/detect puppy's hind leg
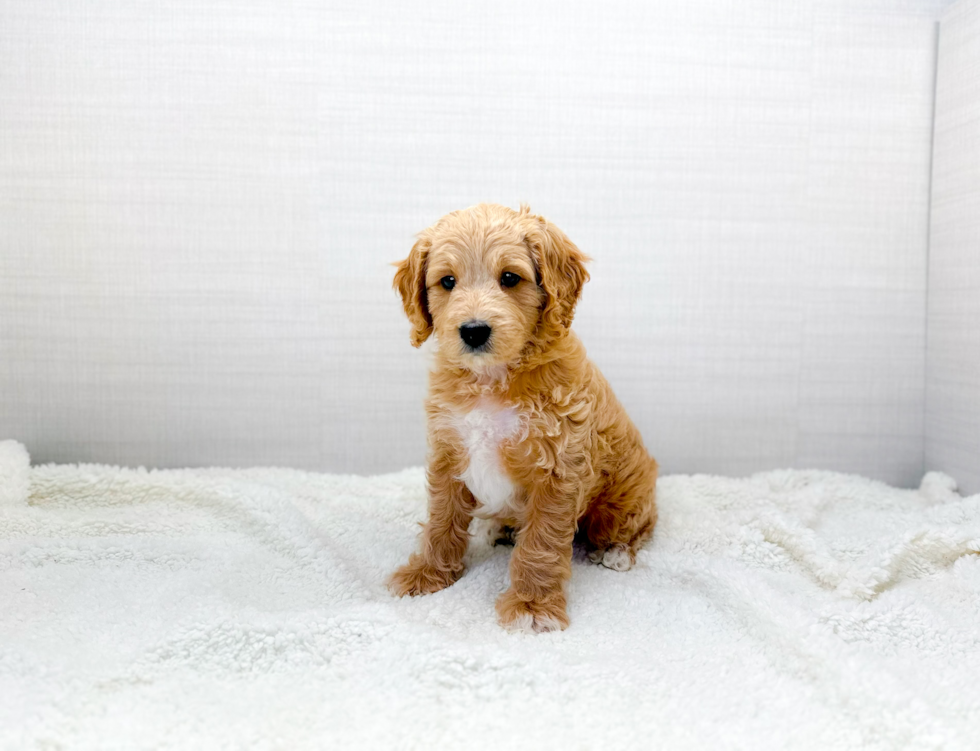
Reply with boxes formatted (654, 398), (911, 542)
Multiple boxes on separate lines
(583, 479), (658, 573)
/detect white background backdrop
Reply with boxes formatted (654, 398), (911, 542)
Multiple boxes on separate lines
(0, 0), (967, 488)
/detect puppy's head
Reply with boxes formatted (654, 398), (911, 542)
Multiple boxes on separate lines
(393, 204), (589, 371)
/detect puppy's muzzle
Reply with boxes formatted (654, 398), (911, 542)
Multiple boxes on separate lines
(459, 321), (492, 350)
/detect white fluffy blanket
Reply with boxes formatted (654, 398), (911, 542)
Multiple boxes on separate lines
(2, 439), (979, 749)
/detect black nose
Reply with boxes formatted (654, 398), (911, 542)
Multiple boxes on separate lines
(459, 321), (492, 349)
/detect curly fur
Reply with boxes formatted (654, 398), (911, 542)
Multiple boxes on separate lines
(389, 203), (658, 632)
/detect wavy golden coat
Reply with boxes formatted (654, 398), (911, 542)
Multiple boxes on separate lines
(389, 204), (658, 632)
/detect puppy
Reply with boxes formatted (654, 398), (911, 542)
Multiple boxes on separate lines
(389, 203), (658, 632)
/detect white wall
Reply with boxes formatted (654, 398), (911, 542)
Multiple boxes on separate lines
(926, 0), (980, 495)
(0, 0), (948, 484)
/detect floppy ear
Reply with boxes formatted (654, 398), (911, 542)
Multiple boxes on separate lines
(392, 237), (432, 347)
(524, 214), (590, 335)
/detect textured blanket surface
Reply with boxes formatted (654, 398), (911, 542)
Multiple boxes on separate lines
(1, 438), (979, 749)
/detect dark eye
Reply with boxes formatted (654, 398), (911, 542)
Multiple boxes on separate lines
(500, 272), (521, 288)
(440, 276), (456, 291)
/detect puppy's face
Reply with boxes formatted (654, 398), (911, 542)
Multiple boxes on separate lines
(394, 204), (589, 372)
(423, 225), (543, 370)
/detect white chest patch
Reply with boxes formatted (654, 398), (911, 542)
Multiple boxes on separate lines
(454, 402), (522, 519)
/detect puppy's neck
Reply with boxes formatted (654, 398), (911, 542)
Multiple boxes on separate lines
(433, 331), (586, 403)
(470, 363), (510, 388)
(432, 350), (511, 396)
(514, 328), (580, 372)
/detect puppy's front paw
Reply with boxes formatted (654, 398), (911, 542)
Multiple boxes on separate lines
(388, 559), (461, 597)
(495, 588), (569, 633)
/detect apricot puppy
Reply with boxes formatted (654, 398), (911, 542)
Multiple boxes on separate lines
(389, 204), (658, 632)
